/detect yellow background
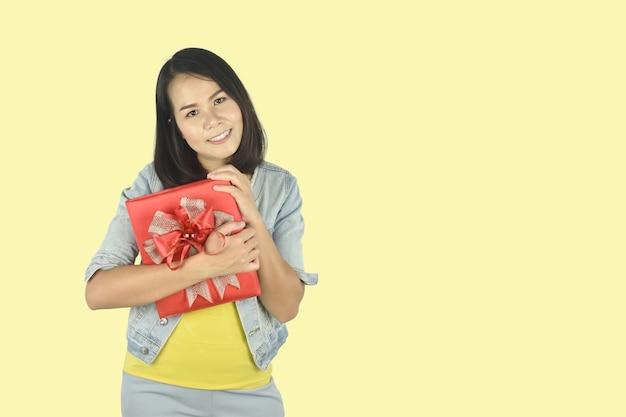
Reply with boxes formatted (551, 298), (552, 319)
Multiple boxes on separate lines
(1, 1), (624, 416)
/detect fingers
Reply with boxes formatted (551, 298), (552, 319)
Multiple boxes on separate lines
(204, 231), (227, 255)
(215, 221), (246, 236)
(221, 234), (259, 274)
(228, 230), (258, 263)
(207, 165), (242, 183)
(200, 218), (260, 275)
(207, 165), (250, 192)
(203, 221), (251, 252)
(207, 164), (238, 176)
(247, 256), (260, 272)
(213, 224), (258, 255)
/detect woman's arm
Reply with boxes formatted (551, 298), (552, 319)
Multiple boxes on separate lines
(246, 216), (305, 322)
(85, 222), (260, 310)
(208, 166), (306, 323)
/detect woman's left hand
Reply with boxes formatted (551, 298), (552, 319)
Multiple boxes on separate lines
(207, 165), (262, 225)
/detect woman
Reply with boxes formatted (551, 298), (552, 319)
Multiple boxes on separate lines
(85, 47), (317, 417)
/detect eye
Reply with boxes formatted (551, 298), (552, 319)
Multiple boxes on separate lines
(214, 97), (226, 105)
(186, 109), (199, 117)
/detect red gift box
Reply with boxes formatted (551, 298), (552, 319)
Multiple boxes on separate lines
(125, 179), (260, 318)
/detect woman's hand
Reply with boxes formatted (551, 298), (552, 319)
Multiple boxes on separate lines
(85, 220), (260, 310)
(200, 220), (260, 276)
(207, 165), (304, 323)
(207, 165), (262, 225)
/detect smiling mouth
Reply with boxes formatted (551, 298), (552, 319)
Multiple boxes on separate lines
(209, 129), (231, 142)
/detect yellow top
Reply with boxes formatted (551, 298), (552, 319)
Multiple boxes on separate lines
(123, 302), (272, 389)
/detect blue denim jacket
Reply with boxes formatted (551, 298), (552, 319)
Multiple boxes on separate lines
(85, 161), (318, 370)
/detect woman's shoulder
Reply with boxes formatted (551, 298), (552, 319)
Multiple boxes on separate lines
(256, 160), (297, 181)
(252, 161), (302, 202)
(137, 162), (162, 187)
(123, 162), (164, 198)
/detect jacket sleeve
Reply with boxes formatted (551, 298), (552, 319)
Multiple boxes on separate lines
(84, 164), (158, 282)
(271, 175), (318, 286)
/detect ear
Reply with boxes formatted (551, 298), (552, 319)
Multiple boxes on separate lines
(167, 118), (172, 124)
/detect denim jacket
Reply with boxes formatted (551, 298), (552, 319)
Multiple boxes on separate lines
(85, 161), (318, 370)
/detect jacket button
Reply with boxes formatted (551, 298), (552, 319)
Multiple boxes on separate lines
(159, 318), (168, 325)
(140, 347), (149, 355)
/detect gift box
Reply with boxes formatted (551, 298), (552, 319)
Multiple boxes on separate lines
(125, 179), (260, 318)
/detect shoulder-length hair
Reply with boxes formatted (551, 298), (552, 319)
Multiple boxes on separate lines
(153, 48), (266, 188)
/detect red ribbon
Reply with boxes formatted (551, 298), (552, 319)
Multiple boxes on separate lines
(144, 197), (217, 270)
(144, 198), (241, 306)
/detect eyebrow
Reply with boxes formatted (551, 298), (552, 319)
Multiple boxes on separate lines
(178, 89), (225, 112)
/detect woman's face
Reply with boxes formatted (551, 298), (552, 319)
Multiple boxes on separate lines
(168, 73), (243, 172)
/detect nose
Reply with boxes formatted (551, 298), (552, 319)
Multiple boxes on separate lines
(203, 108), (220, 130)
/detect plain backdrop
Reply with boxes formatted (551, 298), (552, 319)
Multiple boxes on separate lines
(1, 1), (625, 416)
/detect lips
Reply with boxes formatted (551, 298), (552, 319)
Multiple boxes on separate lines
(208, 129), (231, 143)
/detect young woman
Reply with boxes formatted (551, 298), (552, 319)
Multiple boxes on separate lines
(85, 47), (317, 417)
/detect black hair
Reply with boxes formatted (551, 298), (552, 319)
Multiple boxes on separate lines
(153, 48), (266, 188)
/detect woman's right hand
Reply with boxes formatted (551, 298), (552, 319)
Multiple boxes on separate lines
(200, 221), (260, 277)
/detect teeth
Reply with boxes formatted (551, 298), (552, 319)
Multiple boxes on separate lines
(210, 129), (230, 142)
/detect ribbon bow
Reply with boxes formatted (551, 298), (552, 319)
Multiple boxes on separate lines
(144, 197), (240, 306)
(144, 197), (217, 270)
